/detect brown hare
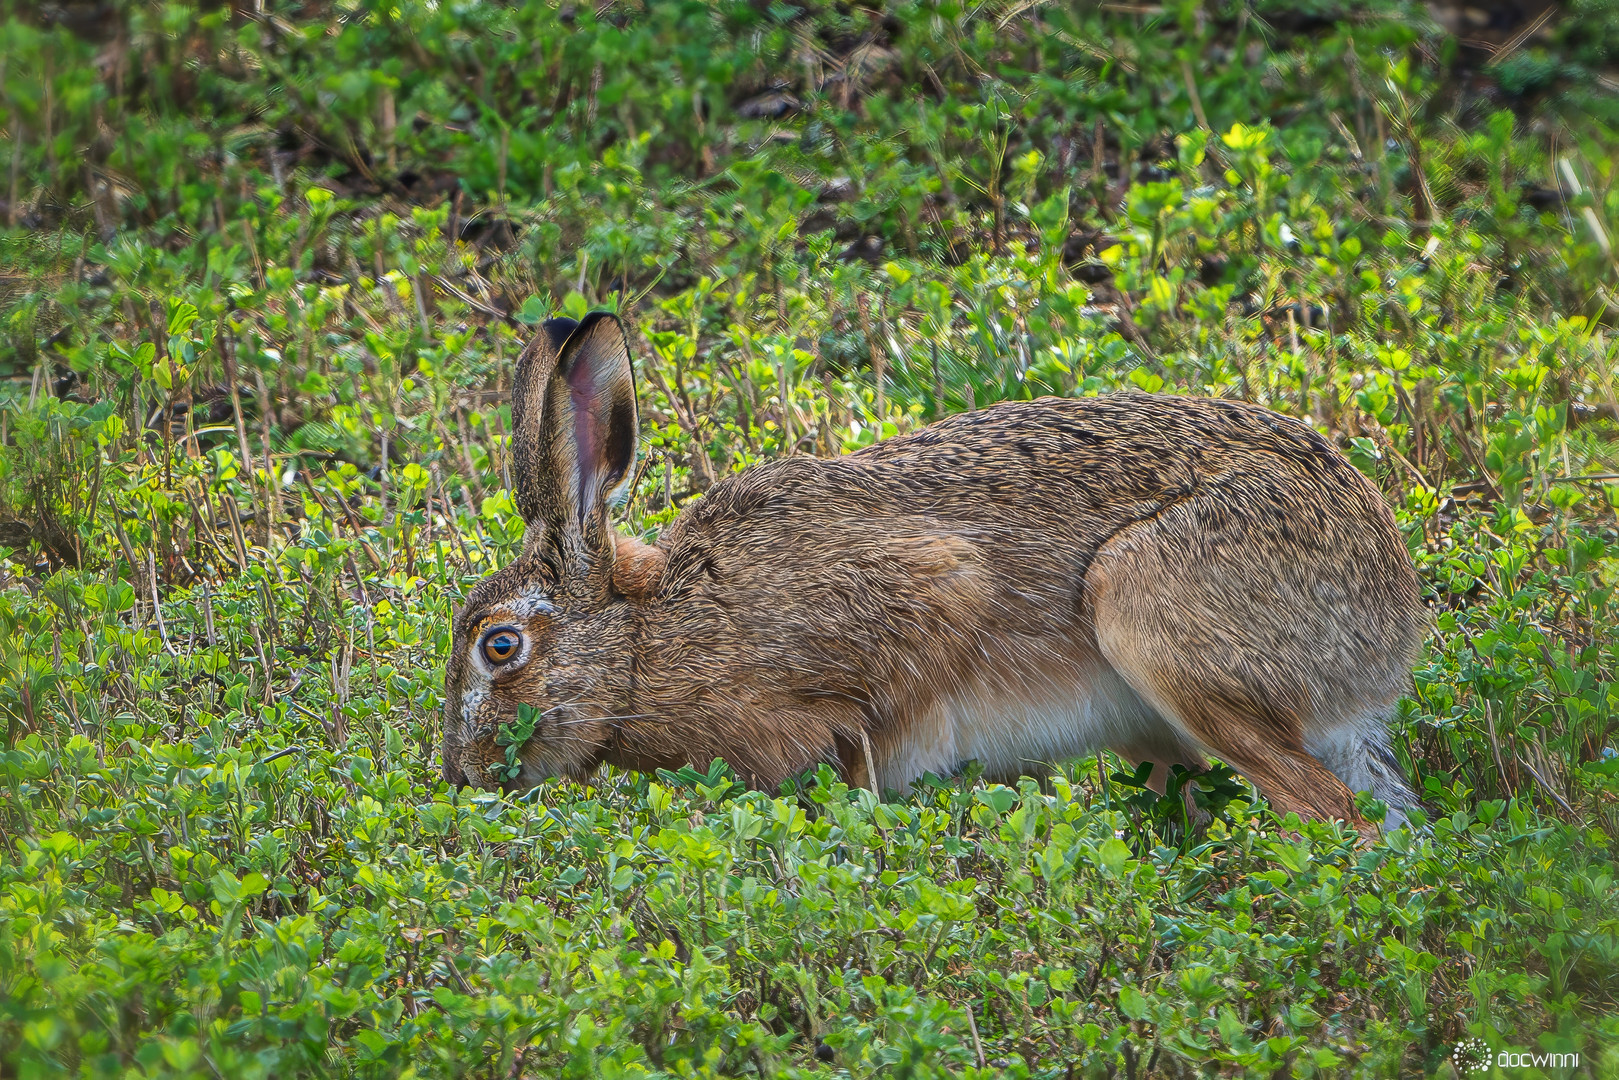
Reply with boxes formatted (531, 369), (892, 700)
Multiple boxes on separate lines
(441, 312), (1426, 826)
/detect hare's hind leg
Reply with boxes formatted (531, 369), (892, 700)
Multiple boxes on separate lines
(1085, 523), (1362, 824)
(1121, 681), (1357, 822)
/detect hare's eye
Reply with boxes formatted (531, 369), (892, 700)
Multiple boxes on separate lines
(480, 628), (523, 666)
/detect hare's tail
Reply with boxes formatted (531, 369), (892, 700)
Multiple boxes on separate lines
(1305, 711), (1419, 830)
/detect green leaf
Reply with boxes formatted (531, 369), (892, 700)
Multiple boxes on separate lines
(1118, 984), (1150, 1021)
(1097, 838), (1131, 876)
(516, 295), (548, 325)
(974, 787), (1017, 814)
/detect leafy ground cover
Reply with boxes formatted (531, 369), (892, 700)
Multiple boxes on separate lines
(1, 0), (1619, 1075)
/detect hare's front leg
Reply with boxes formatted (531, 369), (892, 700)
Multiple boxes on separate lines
(1108, 735), (1206, 795)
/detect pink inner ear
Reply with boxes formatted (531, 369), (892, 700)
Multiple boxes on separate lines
(569, 366), (603, 507)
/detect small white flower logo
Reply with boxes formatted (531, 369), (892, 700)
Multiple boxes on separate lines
(1453, 1038), (1491, 1074)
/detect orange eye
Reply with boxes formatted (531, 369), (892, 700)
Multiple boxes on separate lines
(480, 628), (523, 666)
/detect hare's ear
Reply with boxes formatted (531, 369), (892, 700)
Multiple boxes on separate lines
(510, 311), (638, 552)
(510, 315), (576, 528)
(551, 312), (639, 522)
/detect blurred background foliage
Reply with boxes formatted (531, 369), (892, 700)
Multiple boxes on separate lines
(0, 0), (1618, 1075)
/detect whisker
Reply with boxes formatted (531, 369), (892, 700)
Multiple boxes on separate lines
(551, 712), (659, 726)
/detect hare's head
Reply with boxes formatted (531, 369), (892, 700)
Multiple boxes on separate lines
(442, 312), (648, 792)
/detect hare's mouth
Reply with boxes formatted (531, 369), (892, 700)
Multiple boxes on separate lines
(497, 766), (554, 795)
(473, 739), (552, 791)
(466, 702), (640, 793)
(472, 731), (604, 794)
(461, 754), (554, 794)
(487, 757), (611, 795)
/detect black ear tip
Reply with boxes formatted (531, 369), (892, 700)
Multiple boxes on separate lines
(541, 317), (578, 351)
(577, 310), (625, 334)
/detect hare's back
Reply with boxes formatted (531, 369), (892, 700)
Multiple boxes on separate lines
(679, 394), (1385, 541)
(722, 394), (1378, 530)
(662, 392), (1405, 601)
(854, 392), (1367, 496)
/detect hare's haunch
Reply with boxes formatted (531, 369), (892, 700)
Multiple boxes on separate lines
(442, 313), (1426, 825)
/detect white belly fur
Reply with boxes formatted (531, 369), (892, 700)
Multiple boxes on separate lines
(874, 664), (1171, 791)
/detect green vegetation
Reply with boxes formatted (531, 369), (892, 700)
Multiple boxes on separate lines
(1, 0), (1618, 1075)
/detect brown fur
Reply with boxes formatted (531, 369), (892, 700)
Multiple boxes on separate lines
(441, 314), (1427, 823)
